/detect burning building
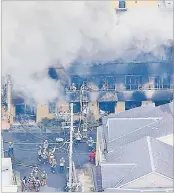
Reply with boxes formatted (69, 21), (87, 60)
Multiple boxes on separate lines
(2, 0), (173, 124)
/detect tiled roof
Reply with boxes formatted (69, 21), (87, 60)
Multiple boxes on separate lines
(101, 137), (173, 189)
(99, 102), (173, 152)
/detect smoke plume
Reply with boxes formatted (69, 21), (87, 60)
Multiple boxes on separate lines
(2, 1), (173, 103)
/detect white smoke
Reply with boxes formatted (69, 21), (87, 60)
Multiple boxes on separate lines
(2, 1), (173, 103)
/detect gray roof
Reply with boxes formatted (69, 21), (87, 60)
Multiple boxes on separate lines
(101, 163), (136, 189)
(105, 188), (174, 192)
(101, 116), (173, 152)
(151, 137), (173, 179)
(106, 118), (159, 142)
(101, 136), (173, 189)
(102, 101), (173, 125)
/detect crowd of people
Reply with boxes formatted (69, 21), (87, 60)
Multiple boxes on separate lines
(68, 82), (109, 91)
(37, 140), (66, 174)
(7, 135), (96, 192)
(21, 167), (47, 192)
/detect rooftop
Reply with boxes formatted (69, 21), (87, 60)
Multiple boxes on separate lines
(101, 136), (173, 189)
(99, 115), (173, 152)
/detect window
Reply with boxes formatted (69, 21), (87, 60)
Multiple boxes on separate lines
(72, 102), (80, 113)
(152, 76), (171, 89)
(118, 0), (126, 9)
(26, 105), (35, 115)
(99, 76), (115, 90)
(154, 76), (162, 89)
(99, 102), (115, 114)
(125, 75), (142, 90)
(106, 76), (115, 90)
(162, 75), (171, 89)
(49, 102), (56, 113)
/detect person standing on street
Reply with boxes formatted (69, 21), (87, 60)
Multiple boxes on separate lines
(21, 176), (27, 192)
(41, 171), (47, 186)
(8, 142), (14, 157)
(59, 157), (65, 173)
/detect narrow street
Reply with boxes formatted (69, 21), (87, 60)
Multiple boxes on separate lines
(2, 131), (96, 192)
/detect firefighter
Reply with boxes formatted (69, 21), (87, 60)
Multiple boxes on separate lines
(28, 173), (35, 190)
(38, 146), (42, 162)
(92, 149), (96, 163)
(81, 83), (85, 90)
(49, 146), (56, 164)
(8, 142), (14, 156)
(89, 151), (95, 163)
(87, 137), (94, 152)
(71, 83), (77, 91)
(34, 177), (41, 192)
(102, 82), (108, 90)
(43, 140), (48, 150)
(48, 146), (56, 156)
(59, 157), (65, 173)
(41, 171), (47, 186)
(41, 148), (48, 164)
(69, 83), (73, 90)
(74, 131), (82, 145)
(21, 176), (27, 192)
(32, 166), (39, 178)
(49, 153), (54, 164)
(51, 159), (57, 174)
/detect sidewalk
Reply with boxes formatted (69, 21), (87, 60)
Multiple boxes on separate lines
(77, 163), (95, 192)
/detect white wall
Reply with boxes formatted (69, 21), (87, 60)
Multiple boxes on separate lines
(158, 134), (174, 146)
(121, 172), (173, 189)
(2, 158), (18, 192)
(2, 185), (18, 192)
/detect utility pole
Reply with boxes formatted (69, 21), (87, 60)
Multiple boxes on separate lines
(80, 82), (88, 139)
(7, 75), (12, 122)
(68, 103), (74, 192)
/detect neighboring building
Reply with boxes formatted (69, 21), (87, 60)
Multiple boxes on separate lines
(113, 0), (158, 9)
(96, 101), (173, 164)
(94, 101), (173, 191)
(99, 136), (173, 192)
(1, 136), (4, 158)
(112, 0), (173, 9)
(1, 158), (18, 192)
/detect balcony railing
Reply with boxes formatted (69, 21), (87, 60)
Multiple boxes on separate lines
(66, 86), (174, 93)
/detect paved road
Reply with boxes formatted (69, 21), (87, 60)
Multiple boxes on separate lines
(2, 130), (96, 192)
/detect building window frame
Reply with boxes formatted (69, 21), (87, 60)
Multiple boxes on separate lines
(125, 75), (142, 90)
(148, 75), (171, 89)
(49, 102), (56, 114)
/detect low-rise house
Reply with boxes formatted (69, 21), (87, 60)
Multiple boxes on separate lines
(96, 102), (173, 164)
(96, 116), (173, 164)
(99, 136), (173, 192)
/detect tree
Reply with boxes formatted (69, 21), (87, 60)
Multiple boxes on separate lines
(87, 110), (98, 129)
